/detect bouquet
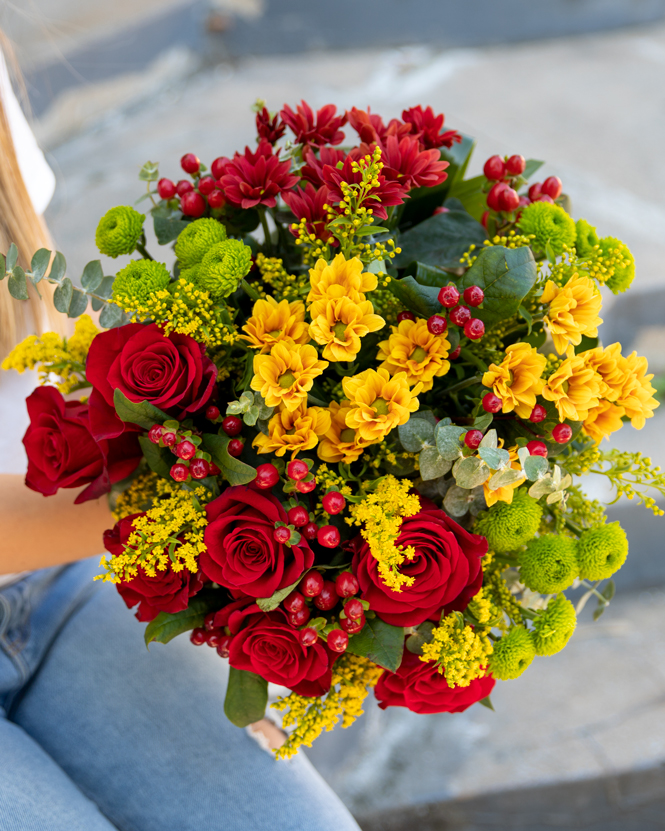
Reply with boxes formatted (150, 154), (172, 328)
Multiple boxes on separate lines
(3, 100), (663, 758)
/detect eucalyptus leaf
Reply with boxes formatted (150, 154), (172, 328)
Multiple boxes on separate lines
(30, 248), (51, 283)
(244, 405), (260, 426)
(91, 276), (115, 311)
(398, 417), (435, 452)
(224, 667), (268, 728)
(0, 252), (5, 278)
(479, 429), (497, 449)
(410, 410), (438, 427)
(6, 242), (18, 272)
(99, 302), (125, 328)
(154, 215), (189, 245)
(517, 446), (530, 467)
(419, 446), (452, 481)
(80, 259), (104, 291)
(67, 288), (88, 318)
(53, 276), (74, 312)
(478, 447), (510, 470)
(529, 477), (558, 499)
(48, 251), (66, 284)
(435, 423), (466, 460)
(453, 456), (491, 488)
(7, 267), (29, 300)
(524, 455), (549, 481)
(405, 621), (436, 656)
(138, 160), (160, 182)
(546, 490), (565, 504)
(488, 468), (525, 490)
(444, 484), (482, 517)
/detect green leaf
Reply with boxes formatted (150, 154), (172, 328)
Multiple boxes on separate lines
(403, 261), (449, 288)
(448, 174), (487, 221)
(48, 251), (66, 284)
(347, 616), (404, 672)
(479, 695), (495, 711)
(154, 215), (189, 245)
(453, 456), (491, 488)
(478, 447), (509, 470)
(67, 288), (88, 318)
(113, 389), (170, 430)
(444, 484), (483, 517)
(0, 251), (5, 277)
(202, 433), (256, 486)
(472, 412), (493, 432)
(523, 159), (545, 179)
(518, 304), (533, 334)
(410, 410), (439, 428)
(138, 160), (160, 182)
(91, 276), (115, 311)
(8, 266), (29, 300)
(398, 416), (435, 452)
(480, 429), (497, 449)
(224, 667), (268, 728)
(6, 243), (18, 271)
(601, 579), (616, 602)
(256, 575), (302, 612)
(138, 435), (173, 479)
(435, 423), (466, 460)
(30, 248), (51, 283)
(405, 621), (436, 655)
(488, 468), (525, 490)
(98, 301), (125, 328)
(144, 592), (220, 647)
(419, 446), (452, 481)
(53, 276), (74, 312)
(524, 455), (549, 481)
(388, 275), (442, 319)
(80, 259), (104, 291)
(457, 246), (537, 330)
(394, 210), (487, 270)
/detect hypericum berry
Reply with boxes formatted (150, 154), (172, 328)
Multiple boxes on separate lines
(327, 629), (349, 653)
(190, 458), (210, 479)
(527, 440), (548, 457)
(518, 195), (531, 208)
(222, 415), (242, 436)
(300, 570), (324, 597)
(283, 590), (305, 613)
(464, 430), (484, 450)
(340, 613), (365, 634)
(438, 284), (460, 308)
(287, 505), (309, 527)
(464, 318), (485, 340)
(180, 191), (206, 218)
(396, 310), (416, 323)
(483, 155), (506, 180)
(322, 491), (346, 515)
(148, 424), (163, 444)
(162, 430), (177, 447)
(335, 572), (359, 598)
(180, 153), (200, 174)
(273, 526), (291, 544)
(205, 405), (220, 421)
(344, 597), (364, 620)
(482, 393), (502, 413)
(209, 462), (221, 476)
(206, 629), (224, 648)
(529, 404), (547, 423)
(289, 607), (310, 627)
(227, 439), (244, 457)
(432, 205), (450, 215)
(317, 525), (340, 548)
(157, 178), (176, 199)
(552, 423), (573, 443)
(296, 479), (317, 494)
(299, 627), (318, 647)
(528, 182), (542, 201)
(190, 627), (207, 645)
(287, 459), (309, 481)
(207, 189), (225, 209)
(170, 463), (189, 482)
(302, 522), (319, 542)
(204, 612), (217, 631)
(505, 154), (526, 176)
(535, 193), (554, 204)
(314, 580), (339, 611)
(541, 176), (562, 200)
(197, 175), (216, 195)
(175, 440), (196, 460)
(486, 181), (508, 211)
(211, 157), (226, 179)
(463, 285), (484, 307)
(176, 179), (194, 196)
(449, 346), (461, 360)
(449, 305), (471, 327)
(216, 635), (232, 658)
(255, 463), (279, 489)
(498, 186), (520, 212)
(427, 314), (447, 335)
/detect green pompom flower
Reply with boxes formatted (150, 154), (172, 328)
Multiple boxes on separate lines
(517, 201), (576, 255)
(599, 237), (635, 294)
(112, 260), (171, 307)
(489, 627), (536, 680)
(519, 534), (578, 593)
(95, 206), (145, 258)
(175, 218), (227, 268)
(576, 521), (628, 581)
(474, 489), (543, 554)
(575, 219), (599, 257)
(197, 239), (252, 300)
(178, 264), (201, 285)
(532, 594), (577, 656)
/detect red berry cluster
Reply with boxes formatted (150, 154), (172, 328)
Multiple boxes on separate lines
(424, 283), (485, 343)
(482, 152), (563, 217)
(156, 153), (228, 219)
(190, 612), (232, 656)
(148, 423), (219, 482)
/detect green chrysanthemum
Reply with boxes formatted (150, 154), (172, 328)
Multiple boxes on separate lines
(489, 626), (536, 680)
(178, 264), (201, 285)
(175, 218), (227, 268)
(576, 521), (628, 581)
(112, 260), (171, 307)
(474, 489), (543, 554)
(599, 237), (635, 294)
(532, 594), (577, 656)
(575, 219), (599, 258)
(517, 201), (576, 255)
(519, 534), (578, 593)
(95, 206), (145, 258)
(197, 239), (252, 300)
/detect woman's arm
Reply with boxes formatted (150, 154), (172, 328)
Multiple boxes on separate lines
(0, 474), (112, 573)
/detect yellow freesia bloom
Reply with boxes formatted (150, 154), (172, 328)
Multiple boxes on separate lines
(343, 368), (421, 443)
(307, 253), (377, 317)
(309, 297), (384, 362)
(542, 274), (603, 356)
(318, 401), (373, 464)
(253, 404), (331, 459)
(542, 353), (603, 421)
(240, 296), (309, 353)
(482, 343), (546, 419)
(377, 318), (450, 392)
(251, 341), (328, 412)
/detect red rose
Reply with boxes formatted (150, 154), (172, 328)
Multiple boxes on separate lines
(229, 608), (333, 696)
(350, 499), (487, 627)
(201, 486), (314, 598)
(374, 649), (495, 714)
(103, 514), (204, 622)
(23, 386), (140, 503)
(86, 322), (216, 440)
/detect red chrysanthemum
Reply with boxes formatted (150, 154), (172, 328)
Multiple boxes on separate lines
(322, 154), (407, 221)
(256, 106), (286, 145)
(402, 105), (462, 150)
(368, 135), (449, 191)
(346, 106), (411, 145)
(220, 140), (299, 209)
(282, 182), (334, 243)
(301, 146), (346, 188)
(280, 101), (347, 148)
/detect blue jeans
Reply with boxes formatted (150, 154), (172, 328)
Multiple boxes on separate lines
(0, 558), (360, 831)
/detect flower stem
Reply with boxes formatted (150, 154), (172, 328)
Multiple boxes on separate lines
(443, 374), (483, 396)
(135, 241), (154, 261)
(259, 208), (273, 255)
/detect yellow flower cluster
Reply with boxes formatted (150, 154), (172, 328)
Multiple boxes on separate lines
(98, 482), (209, 583)
(255, 253), (309, 300)
(541, 273), (603, 356)
(483, 343), (546, 419)
(240, 296), (309, 353)
(2, 314), (98, 394)
(272, 653), (382, 759)
(111, 472), (161, 521)
(253, 404), (331, 459)
(377, 318), (450, 392)
(460, 231), (534, 268)
(348, 476), (421, 591)
(420, 613), (493, 687)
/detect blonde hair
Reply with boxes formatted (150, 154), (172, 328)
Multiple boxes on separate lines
(0, 33), (65, 359)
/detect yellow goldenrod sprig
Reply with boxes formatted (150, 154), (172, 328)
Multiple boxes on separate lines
(420, 611), (493, 687)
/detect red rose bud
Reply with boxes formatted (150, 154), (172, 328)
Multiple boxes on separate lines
(464, 430), (483, 450)
(464, 318), (485, 340)
(299, 627), (318, 647)
(302, 522), (319, 541)
(198, 175), (216, 195)
(483, 154), (505, 180)
(552, 423), (573, 443)
(296, 478), (317, 494)
(180, 191), (206, 218)
(162, 430), (177, 447)
(486, 181), (508, 211)
(207, 189), (226, 209)
(313, 580), (339, 611)
(498, 186), (520, 212)
(227, 439), (244, 457)
(529, 404), (547, 423)
(222, 415), (242, 436)
(216, 635), (232, 658)
(157, 178), (176, 200)
(317, 525), (340, 548)
(206, 629), (224, 648)
(176, 179), (194, 196)
(528, 182), (542, 201)
(283, 590), (305, 613)
(190, 458), (210, 479)
(170, 463), (189, 482)
(205, 405), (220, 421)
(322, 491), (346, 515)
(180, 152), (200, 174)
(287, 505), (309, 527)
(175, 440), (196, 460)
(527, 440), (548, 457)
(396, 310), (416, 323)
(449, 346), (461, 360)
(289, 607), (310, 627)
(427, 314), (447, 335)
(327, 629), (349, 653)
(335, 572), (359, 598)
(300, 570), (324, 597)
(273, 525), (291, 544)
(148, 424), (163, 444)
(190, 627), (207, 646)
(541, 176), (563, 200)
(340, 613), (365, 634)
(254, 462), (279, 489)
(287, 459), (309, 481)
(505, 154), (526, 176)
(482, 393), (502, 413)
(462, 285), (484, 307)
(211, 157), (226, 179)
(449, 305), (471, 327)
(344, 597), (364, 620)
(437, 284), (460, 308)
